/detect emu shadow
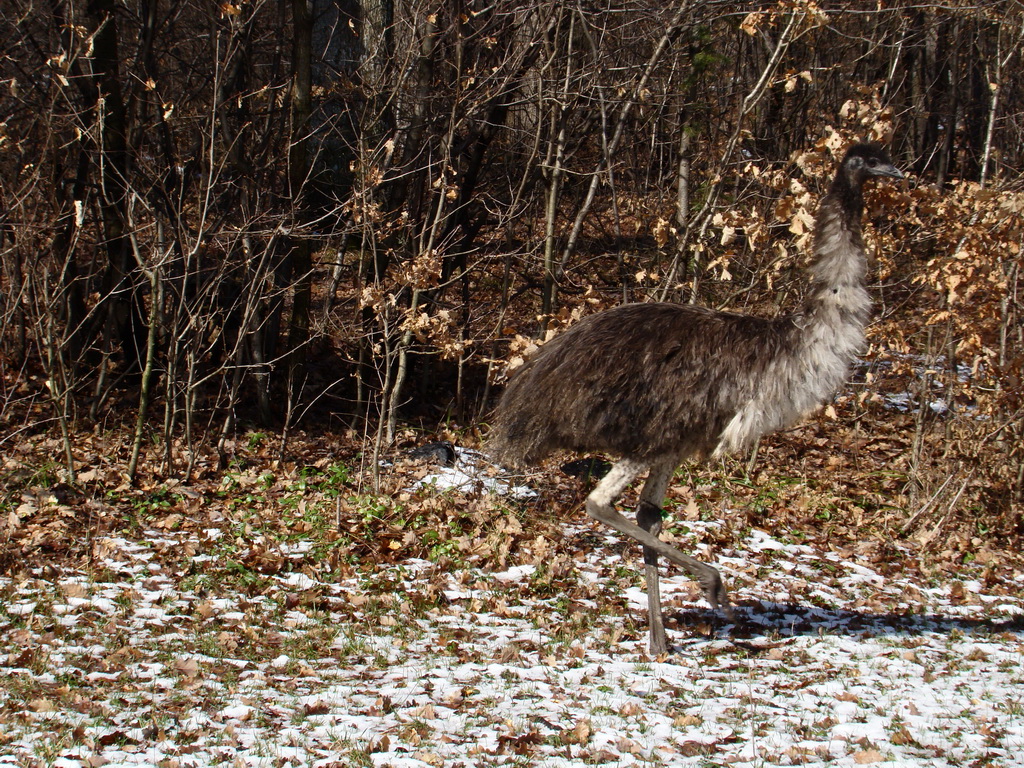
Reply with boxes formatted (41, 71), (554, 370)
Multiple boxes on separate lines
(667, 601), (1024, 644)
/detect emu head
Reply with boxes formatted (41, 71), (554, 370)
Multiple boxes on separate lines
(840, 143), (903, 188)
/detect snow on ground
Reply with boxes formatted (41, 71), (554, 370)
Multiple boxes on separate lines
(1, 517), (1022, 767)
(411, 447), (537, 500)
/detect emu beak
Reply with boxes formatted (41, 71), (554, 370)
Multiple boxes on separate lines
(872, 164), (903, 180)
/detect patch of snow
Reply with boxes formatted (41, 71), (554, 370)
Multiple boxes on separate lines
(411, 447), (537, 499)
(279, 572), (318, 590)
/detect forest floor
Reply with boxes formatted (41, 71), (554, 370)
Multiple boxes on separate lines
(2, 424), (1023, 768)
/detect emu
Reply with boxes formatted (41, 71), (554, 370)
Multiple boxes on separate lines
(488, 143), (902, 654)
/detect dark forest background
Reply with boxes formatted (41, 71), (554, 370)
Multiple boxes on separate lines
(1, 1), (1021, 539)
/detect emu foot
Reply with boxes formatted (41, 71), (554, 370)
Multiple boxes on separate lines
(699, 568), (734, 620)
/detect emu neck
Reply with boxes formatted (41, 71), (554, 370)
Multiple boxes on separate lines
(714, 167), (879, 458)
(803, 180), (871, 329)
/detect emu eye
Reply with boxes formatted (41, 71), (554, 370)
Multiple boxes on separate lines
(867, 158), (878, 167)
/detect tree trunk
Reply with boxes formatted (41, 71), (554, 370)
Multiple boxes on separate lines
(82, 0), (147, 373)
(287, 0), (314, 406)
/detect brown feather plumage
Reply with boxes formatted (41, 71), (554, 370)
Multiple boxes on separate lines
(489, 304), (793, 465)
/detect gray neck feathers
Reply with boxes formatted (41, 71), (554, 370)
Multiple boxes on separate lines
(804, 190), (872, 328)
(714, 175), (872, 456)
(789, 179), (873, 414)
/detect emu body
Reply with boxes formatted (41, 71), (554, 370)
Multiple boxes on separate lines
(489, 144), (902, 654)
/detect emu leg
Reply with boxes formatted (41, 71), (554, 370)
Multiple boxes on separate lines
(637, 500), (667, 654)
(585, 459), (732, 619)
(636, 461), (674, 654)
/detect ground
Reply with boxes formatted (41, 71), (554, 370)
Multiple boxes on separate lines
(1, 443), (1022, 768)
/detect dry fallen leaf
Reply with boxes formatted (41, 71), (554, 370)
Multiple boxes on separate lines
(410, 703), (437, 719)
(61, 581), (89, 599)
(853, 748), (884, 764)
(173, 658), (200, 678)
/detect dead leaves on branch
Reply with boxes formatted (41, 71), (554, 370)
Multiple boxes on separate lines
(909, 181), (1023, 340)
(740, 0), (829, 38)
